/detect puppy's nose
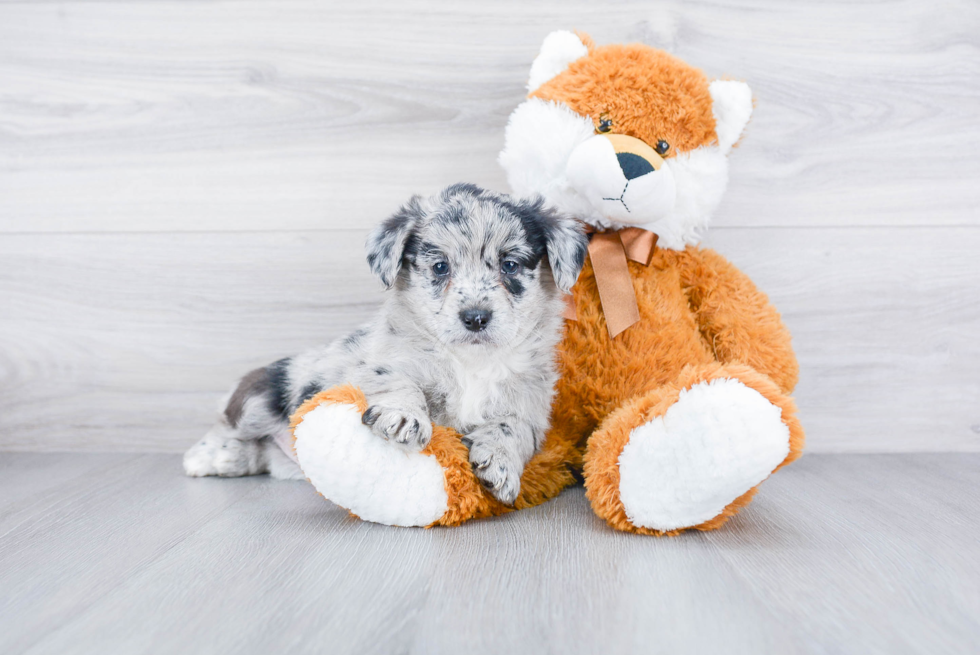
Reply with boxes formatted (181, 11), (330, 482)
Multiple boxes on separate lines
(460, 308), (492, 332)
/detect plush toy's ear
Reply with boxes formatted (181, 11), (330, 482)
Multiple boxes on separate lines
(365, 197), (424, 289)
(527, 30), (591, 93)
(709, 80), (754, 154)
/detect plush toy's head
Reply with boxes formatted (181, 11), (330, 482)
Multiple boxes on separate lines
(499, 31), (753, 250)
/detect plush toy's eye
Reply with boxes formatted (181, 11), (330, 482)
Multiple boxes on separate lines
(501, 259), (521, 275)
(432, 261), (450, 277)
(655, 140), (670, 155)
(597, 113), (613, 134)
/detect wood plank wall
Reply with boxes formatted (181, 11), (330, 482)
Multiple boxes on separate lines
(1, 0), (978, 452)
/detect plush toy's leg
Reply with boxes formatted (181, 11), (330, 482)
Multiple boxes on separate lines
(583, 363), (804, 535)
(290, 385), (448, 527)
(290, 385), (577, 528)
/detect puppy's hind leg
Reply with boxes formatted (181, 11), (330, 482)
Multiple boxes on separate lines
(183, 366), (285, 478)
(183, 419), (270, 477)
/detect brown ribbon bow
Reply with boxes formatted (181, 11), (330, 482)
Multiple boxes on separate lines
(563, 226), (659, 339)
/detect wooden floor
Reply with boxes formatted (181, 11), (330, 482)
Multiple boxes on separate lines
(1, 453), (977, 655)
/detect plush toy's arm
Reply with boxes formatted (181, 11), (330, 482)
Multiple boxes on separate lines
(678, 247), (799, 394)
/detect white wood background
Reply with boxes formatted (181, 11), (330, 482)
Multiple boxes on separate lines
(1, 0), (978, 453)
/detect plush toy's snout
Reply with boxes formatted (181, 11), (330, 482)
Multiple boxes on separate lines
(603, 133), (666, 176)
(566, 132), (677, 225)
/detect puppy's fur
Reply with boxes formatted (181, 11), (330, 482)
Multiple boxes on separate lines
(183, 184), (588, 503)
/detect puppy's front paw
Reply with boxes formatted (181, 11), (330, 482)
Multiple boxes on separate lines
(464, 426), (524, 505)
(361, 405), (432, 450)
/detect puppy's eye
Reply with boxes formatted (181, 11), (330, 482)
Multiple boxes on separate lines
(432, 261), (450, 277)
(501, 260), (521, 275)
(655, 140), (670, 155)
(597, 113), (613, 134)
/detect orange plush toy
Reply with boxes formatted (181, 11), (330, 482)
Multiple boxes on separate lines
(291, 32), (804, 534)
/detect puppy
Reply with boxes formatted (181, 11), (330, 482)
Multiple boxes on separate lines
(183, 183), (588, 503)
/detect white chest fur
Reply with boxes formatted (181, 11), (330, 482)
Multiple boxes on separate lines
(445, 346), (530, 430)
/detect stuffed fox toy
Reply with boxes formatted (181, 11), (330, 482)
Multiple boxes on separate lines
(291, 31), (805, 534)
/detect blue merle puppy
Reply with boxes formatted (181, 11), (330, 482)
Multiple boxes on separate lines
(183, 184), (588, 504)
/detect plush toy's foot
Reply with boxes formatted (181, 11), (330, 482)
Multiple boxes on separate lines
(616, 378), (789, 531)
(289, 385), (580, 528)
(290, 386), (449, 527)
(584, 364), (804, 535)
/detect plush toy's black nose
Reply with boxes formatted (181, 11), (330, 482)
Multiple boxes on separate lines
(616, 152), (656, 180)
(460, 308), (492, 332)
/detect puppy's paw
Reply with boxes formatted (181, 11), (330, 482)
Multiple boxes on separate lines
(183, 431), (266, 477)
(183, 438), (218, 477)
(464, 427), (524, 505)
(361, 405), (432, 450)
(214, 438), (266, 477)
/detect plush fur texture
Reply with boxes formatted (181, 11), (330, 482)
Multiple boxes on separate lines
(583, 361), (803, 535)
(292, 385), (449, 527)
(289, 237), (805, 532)
(530, 42), (719, 156)
(285, 32), (805, 534)
(500, 35), (752, 249)
(290, 385), (581, 528)
(527, 30), (591, 93)
(617, 377), (791, 531)
(549, 249), (803, 534)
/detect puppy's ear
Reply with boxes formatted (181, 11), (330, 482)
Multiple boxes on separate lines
(510, 197), (588, 294)
(365, 197), (424, 288)
(543, 208), (589, 294)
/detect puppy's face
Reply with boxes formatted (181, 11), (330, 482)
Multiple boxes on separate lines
(366, 184), (588, 348)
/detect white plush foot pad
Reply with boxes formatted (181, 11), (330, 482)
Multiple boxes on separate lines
(618, 378), (790, 531)
(293, 402), (448, 527)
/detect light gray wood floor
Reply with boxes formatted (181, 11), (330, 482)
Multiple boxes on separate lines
(1, 453), (977, 655)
